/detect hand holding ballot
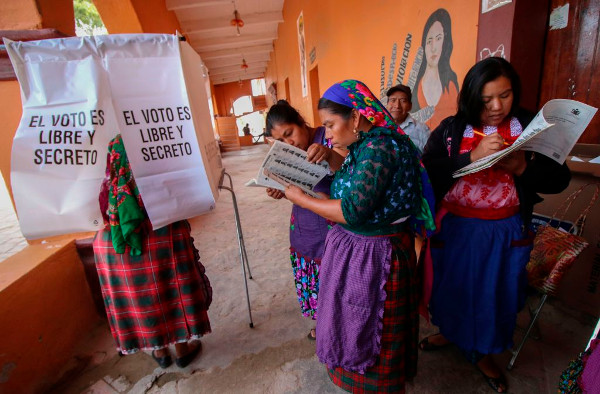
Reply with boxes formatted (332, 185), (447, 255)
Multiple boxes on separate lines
(246, 140), (331, 198)
(453, 99), (597, 178)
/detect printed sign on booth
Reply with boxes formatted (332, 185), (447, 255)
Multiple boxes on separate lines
(5, 34), (218, 239)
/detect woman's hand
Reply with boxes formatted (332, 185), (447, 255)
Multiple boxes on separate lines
(266, 187), (285, 200)
(470, 132), (506, 162)
(284, 185), (308, 206)
(497, 150), (527, 176)
(306, 143), (331, 163)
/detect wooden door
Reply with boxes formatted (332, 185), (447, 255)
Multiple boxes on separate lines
(539, 0), (600, 143)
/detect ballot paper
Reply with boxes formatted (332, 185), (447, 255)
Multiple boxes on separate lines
(246, 140), (330, 198)
(453, 99), (597, 178)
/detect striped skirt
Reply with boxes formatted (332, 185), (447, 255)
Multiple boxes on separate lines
(327, 232), (419, 393)
(93, 220), (212, 354)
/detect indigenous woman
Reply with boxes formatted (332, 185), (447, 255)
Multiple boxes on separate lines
(421, 57), (570, 392)
(93, 135), (212, 369)
(412, 8), (460, 130)
(284, 80), (435, 393)
(265, 100), (346, 339)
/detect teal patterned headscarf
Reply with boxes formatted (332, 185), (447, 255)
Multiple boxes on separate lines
(322, 79), (436, 235)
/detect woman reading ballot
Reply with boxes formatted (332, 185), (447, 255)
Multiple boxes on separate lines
(265, 100), (346, 340)
(421, 57), (570, 393)
(284, 80), (435, 393)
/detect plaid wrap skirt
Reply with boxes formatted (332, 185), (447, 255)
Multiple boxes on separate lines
(327, 232), (419, 393)
(93, 220), (212, 354)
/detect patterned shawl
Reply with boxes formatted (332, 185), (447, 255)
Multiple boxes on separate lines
(107, 134), (146, 255)
(322, 79), (436, 235)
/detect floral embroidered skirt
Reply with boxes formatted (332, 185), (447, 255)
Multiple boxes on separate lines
(290, 247), (320, 320)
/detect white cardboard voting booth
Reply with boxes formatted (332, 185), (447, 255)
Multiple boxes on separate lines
(5, 34), (222, 239)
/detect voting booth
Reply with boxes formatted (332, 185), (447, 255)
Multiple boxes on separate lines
(5, 34), (222, 238)
(5, 34), (253, 326)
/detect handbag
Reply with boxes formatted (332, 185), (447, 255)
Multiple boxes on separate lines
(526, 183), (600, 296)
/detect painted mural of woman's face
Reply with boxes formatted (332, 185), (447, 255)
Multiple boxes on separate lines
(425, 21), (444, 68)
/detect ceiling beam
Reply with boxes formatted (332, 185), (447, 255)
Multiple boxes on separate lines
(209, 68), (266, 79)
(183, 11), (283, 34)
(208, 62), (268, 75)
(204, 54), (270, 68)
(199, 44), (272, 60)
(210, 69), (266, 79)
(191, 33), (277, 51)
(166, 0), (231, 11)
(211, 72), (264, 85)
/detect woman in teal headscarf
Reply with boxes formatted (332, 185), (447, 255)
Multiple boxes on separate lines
(284, 80), (434, 393)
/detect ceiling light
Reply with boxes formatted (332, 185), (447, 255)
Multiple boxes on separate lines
(230, 9), (244, 36)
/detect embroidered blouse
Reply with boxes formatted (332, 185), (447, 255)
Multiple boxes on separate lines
(331, 126), (422, 235)
(443, 117), (522, 219)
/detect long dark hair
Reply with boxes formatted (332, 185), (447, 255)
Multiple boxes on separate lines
(265, 100), (307, 135)
(457, 57), (521, 127)
(413, 8), (459, 110)
(317, 98), (353, 120)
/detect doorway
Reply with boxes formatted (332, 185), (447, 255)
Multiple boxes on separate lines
(538, 0), (600, 143)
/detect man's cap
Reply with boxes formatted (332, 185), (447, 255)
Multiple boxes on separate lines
(386, 84), (412, 102)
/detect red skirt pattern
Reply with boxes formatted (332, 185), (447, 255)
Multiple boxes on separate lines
(93, 220), (212, 353)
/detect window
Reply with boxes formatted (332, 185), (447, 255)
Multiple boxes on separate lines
(251, 78), (266, 96)
(232, 95), (253, 116)
(73, 0), (108, 37)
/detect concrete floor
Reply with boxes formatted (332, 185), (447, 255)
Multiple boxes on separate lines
(51, 145), (597, 394)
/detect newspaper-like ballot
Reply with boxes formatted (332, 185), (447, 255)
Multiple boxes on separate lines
(245, 140), (331, 198)
(453, 99), (597, 178)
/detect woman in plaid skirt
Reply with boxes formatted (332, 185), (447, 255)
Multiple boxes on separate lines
(284, 80), (435, 393)
(93, 134), (212, 369)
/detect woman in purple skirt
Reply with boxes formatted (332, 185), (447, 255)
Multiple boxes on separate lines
(265, 100), (346, 339)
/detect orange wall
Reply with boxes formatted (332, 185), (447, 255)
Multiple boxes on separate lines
(37, 0), (76, 35)
(0, 241), (100, 393)
(213, 80), (253, 116)
(264, 0), (479, 128)
(92, 0), (143, 33)
(94, 0), (182, 34)
(0, 81), (23, 203)
(131, 0), (182, 34)
(0, 0), (41, 30)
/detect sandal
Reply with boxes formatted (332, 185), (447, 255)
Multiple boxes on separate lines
(418, 334), (449, 351)
(151, 350), (172, 369)
(175, 341), (202, 368)
(477, 366), (508, 393)
(307, 328), (316, 341)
